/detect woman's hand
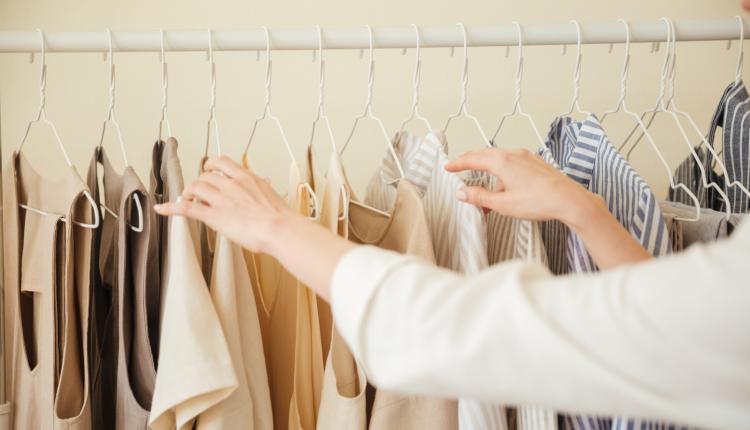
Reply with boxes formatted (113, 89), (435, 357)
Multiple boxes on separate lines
(446, 148), (652, 269)
(153, 155), (355, 301)
(445, 148), (600, 228)
(153, 156), (295, 254)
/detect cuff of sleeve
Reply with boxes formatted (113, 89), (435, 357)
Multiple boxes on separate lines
(330, 245), (413, 360)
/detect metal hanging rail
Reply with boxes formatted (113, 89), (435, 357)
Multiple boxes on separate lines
(0, 18), (747, 53)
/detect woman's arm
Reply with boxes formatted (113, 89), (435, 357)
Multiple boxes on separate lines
(153, 153), (750, 428)
(154, 149), (650, 299)
(328, 232), (750, 430)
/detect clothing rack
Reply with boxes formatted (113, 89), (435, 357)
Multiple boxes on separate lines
(0, 18), (747, 53)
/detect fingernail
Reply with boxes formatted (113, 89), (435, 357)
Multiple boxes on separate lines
(153, 204), (163, 211)
(456, 189), (467, 201)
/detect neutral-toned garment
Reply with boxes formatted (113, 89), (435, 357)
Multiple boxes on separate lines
(365, 132), (509, 430)
(288, 153), (325, 430)
(660, 201), (738, 249)
(352, 180), (458, 430)
(86, 147), (158, 429)
(541, 115), (675, 430)
(194, 153), (273, 430)
(3, 151), (93, 429)
(242, 156), (323, 430)
(464, 166), (555, 430)
(148, 140), (237, 430)
(314, 152), (368, 430)
(196, 231), (273, 430)
(329, 217), (750, 430)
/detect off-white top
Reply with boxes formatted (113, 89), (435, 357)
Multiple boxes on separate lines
(330, 219), (750, 430)
(148, 215), (237, 430)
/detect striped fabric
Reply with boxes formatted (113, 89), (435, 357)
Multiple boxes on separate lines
(364, 132), (490, 275)
(365, 132), (517, 430)
(539, 115), (676, 430)
(669, 80), (750, 213)
(366, 132), (559, 430)
(720, 81), (750, 213)
(464, 170), (556, 430)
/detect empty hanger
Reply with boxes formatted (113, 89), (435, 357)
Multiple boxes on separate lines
(490, 21), (545, 148)
(97, 28), (144, 232)
(602, 19), (703, 221)
(157, 29), (172, 141)
(18, 29), (101, 229)
(398, 24), (434, 134)
(441, 23), (491, 148)
(242, 27), (319, 218)
(339, 25), (406, 186)
(560, 20), (591, 118)
(204, 28), (222, 157)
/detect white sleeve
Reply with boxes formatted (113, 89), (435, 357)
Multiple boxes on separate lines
(330, 224), (750, 430)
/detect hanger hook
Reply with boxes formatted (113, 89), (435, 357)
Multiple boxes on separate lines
(316, 25), (325, 111)
(617, 19), (631, 103)
(735, 15), (745, 84)
(511, 21), (524, 101)
(261, 26), (272, 107)
(158, 28), (171, 139)
(35, 28), (47, 114)
(411, 24), (422, 104)
(457, 22), (469, 109)
(653, 17), (672, 105)
(207, 28), (217, 115)
(364, 25), (376, 109)
(105, 28), (116, 118)
(570, 19), (583, 103)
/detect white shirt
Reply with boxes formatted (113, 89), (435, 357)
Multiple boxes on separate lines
(330, 218), (750, 430)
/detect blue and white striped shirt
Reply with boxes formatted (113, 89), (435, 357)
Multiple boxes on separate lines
(539, 115), (676, 430)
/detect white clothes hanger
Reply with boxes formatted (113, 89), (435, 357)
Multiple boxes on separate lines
(18, 29), (101, 229)
(603, 20), (703, 221)
(625, 18), (731, 218)
(97, 28), (144, 232)
(662, 19), (744, 216)
(204, 28), (222, 157)
(339, 25), (406, 186)
(560, 20), (591, 118)
(308, 26), (347, 222)
(308, 25), (338, 154)
(441, 23), (491, 148)
(243, 26), (297, 165)
(399, 24), (434, 134)
(240, 27), (318, 219)
(600, 19), (632, 123)
(157, 29), (172, 141)
(490, 21), (545, 148)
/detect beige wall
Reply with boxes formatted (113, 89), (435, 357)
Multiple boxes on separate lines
(0, 0), (746, 198)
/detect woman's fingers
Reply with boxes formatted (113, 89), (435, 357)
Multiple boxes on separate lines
(154, 199), (211, 221)
(445, 149), (505, 175)
(182, 180), (224, 207)
(203, 155), (249, 180)
(198, 171), (246, 197)
(456, 186), (510, 212)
